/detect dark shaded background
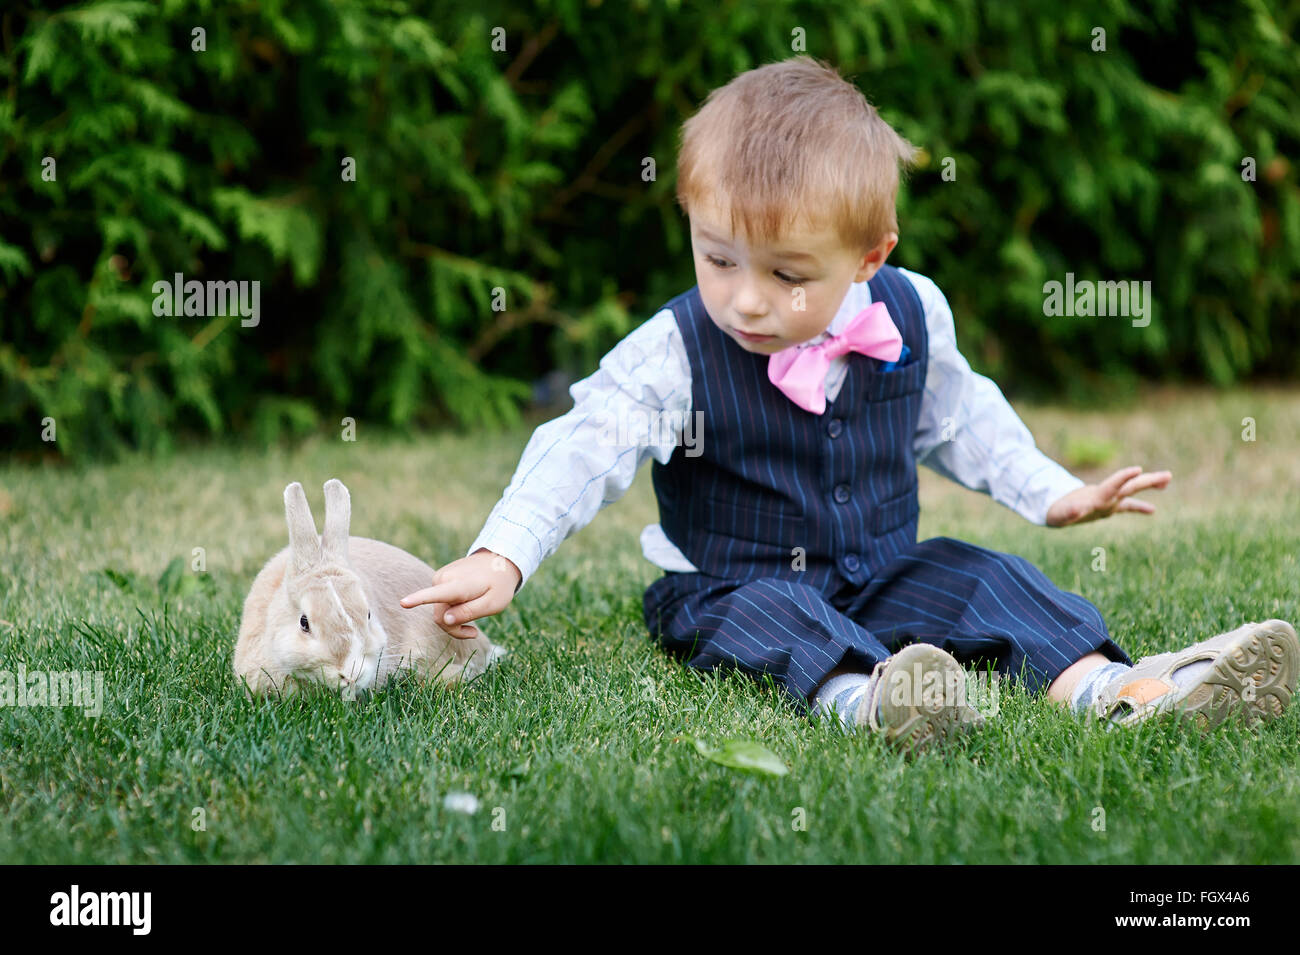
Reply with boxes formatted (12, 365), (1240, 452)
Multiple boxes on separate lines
(2, 0), (1297, 459)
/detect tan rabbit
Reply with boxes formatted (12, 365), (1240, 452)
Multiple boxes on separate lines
(233, 479), (507, 699)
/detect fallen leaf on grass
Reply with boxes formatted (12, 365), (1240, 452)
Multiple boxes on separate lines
(687, 735), (788, 776)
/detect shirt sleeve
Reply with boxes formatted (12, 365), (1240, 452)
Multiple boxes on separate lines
(466, 308), (692, 593)
(899, 267), (1085, 525)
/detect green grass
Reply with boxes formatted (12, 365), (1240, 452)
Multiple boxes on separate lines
(2, 386), (1298, 863)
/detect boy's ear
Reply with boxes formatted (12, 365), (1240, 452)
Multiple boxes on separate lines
(854, 232), (898, 283)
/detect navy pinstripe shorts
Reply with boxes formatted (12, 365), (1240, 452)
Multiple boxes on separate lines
(642, 536), (1132, 715)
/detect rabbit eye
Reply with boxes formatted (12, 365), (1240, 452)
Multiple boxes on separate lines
(300, 614), (310, 633)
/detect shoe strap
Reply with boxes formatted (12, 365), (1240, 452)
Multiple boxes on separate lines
(1115, 678), (1174, 706)
(1098, 677), (1173, 721)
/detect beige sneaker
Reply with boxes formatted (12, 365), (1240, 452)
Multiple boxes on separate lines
(861, 643), (985, 754)
(1095, 619), (1299, 730)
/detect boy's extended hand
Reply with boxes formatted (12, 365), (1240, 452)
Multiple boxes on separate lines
(1046, 465), (1172, 527)
(399, 548), (521, 639)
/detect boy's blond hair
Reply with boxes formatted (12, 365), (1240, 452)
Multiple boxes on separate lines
(676, 55), (918, 255)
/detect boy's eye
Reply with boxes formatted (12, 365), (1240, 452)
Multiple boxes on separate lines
(705, 254), (803, 285)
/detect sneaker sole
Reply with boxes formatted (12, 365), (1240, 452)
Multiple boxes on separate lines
(1116, 619), (1299, 730)
(867, 643), (985, 754)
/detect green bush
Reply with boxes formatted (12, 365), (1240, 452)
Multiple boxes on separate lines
(2, 0), (1297, 460)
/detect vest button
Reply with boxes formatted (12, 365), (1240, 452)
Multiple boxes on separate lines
(843, 553), (860, 571)
(833, 483), (851, 503)
(827, 418), (843, 438)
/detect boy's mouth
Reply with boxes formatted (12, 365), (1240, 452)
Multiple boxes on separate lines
(733, 328), (776, 343)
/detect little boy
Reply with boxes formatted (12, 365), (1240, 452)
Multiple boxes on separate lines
(401, 56), (1298, 753)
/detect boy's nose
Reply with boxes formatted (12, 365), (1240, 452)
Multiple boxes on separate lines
(728, 270), (764, 315)
(732, 284), (769, 320)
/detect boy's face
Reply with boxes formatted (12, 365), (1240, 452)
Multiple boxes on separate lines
(689, 201), (898, 354)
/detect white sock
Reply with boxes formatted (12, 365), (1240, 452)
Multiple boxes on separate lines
(813, 671), (876, 729)
(1069, 660), (1131, 715)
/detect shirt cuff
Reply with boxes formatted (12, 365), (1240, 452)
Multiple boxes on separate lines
(996, 449), (1085, 525)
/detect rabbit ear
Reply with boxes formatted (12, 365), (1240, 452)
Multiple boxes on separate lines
(284, 482), (322, 575)
(321, 479), (351, 563)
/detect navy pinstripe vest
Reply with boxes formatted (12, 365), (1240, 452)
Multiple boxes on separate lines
(651, 264), (929, 590)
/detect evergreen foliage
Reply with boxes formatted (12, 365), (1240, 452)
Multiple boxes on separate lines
(2, 0), (1297, 459)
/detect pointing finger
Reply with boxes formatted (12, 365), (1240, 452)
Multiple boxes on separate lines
(400, 579), (482, 608)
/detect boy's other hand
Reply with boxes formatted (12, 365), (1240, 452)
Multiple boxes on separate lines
(399, 548), (522, 639)
(1046, 465), (1172, 527)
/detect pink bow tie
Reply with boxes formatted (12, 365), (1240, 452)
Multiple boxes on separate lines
(767, 301), (903, 413)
